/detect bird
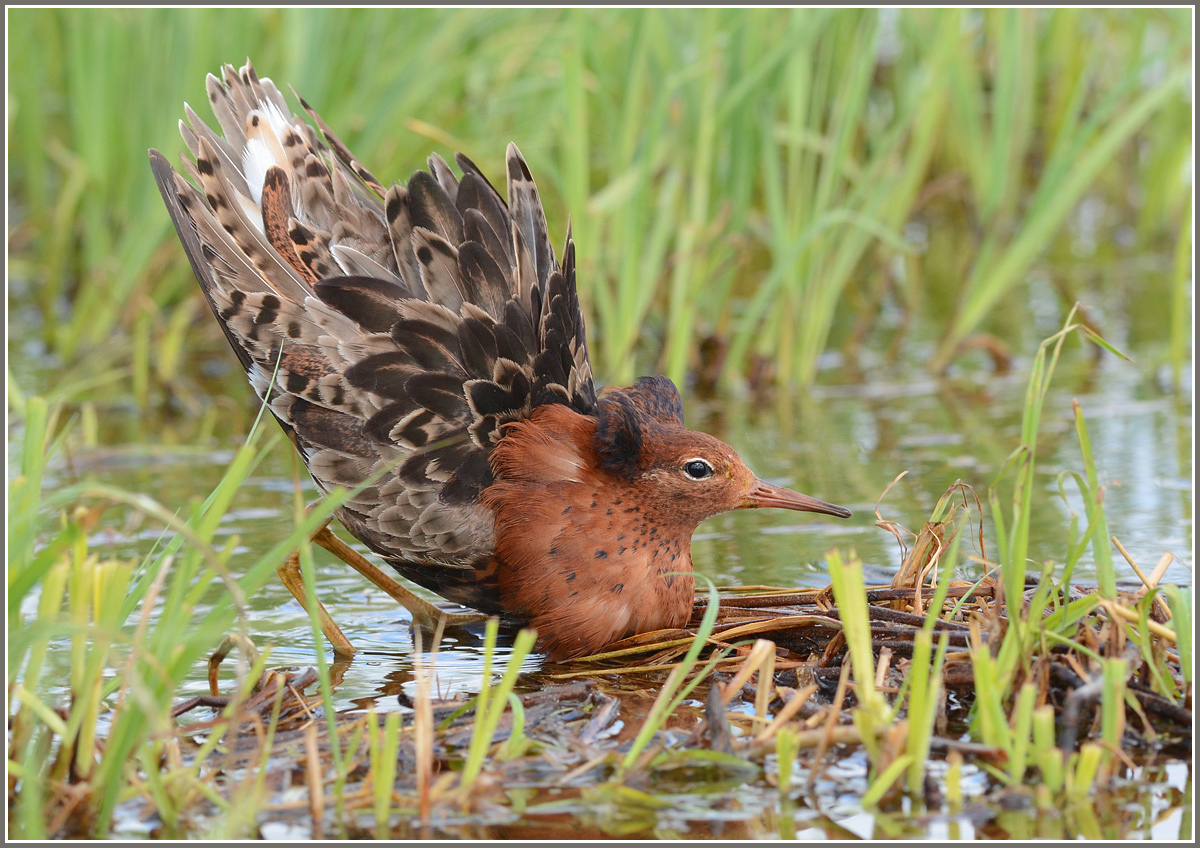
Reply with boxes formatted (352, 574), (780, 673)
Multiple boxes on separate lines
(149, 61), (852, 661)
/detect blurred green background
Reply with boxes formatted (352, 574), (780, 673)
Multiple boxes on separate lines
(8, 7), (1192, 414)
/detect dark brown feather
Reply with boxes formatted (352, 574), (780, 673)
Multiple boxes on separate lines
(150, 62), (596, 606)
(315, 276), (409, 333)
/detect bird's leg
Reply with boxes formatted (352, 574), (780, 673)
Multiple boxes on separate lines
(278, 534), (358, 658)
(310, 524), (486, 630)
(278, 508), (486, 658)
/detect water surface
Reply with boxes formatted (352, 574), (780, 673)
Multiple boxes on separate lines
(11, 231), (1193, 838)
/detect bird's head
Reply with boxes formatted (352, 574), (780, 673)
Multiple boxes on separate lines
(594, 377), (851, 529)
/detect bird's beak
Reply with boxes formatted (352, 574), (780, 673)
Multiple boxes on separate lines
(743, 478), (852, 518)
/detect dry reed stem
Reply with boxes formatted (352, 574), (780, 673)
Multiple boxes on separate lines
(303, 723), (323, 837)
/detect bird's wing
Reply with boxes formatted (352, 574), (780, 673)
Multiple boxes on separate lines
(150, 62), (596, 576)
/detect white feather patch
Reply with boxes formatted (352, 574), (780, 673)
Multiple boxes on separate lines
(241, 99), (296, 206)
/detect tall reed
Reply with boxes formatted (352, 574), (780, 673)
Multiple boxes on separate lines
(8, 8), (1188, 393)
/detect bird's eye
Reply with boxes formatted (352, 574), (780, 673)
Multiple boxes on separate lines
(683, 459), (714, 480)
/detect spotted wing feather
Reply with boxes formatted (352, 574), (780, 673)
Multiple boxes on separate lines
(150, 61), (596, 611)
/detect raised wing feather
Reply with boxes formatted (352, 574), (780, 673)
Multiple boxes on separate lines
(150, 61), (596, 612)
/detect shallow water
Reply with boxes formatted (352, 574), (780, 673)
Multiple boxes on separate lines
(12, 238), (1194, 837)
(28, 331), (1193, 708)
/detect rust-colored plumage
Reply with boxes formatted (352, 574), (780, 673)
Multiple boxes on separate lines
(150, 62), (851, 661)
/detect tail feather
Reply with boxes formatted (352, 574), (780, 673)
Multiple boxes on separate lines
(427, 152), (462, 200)
(150, 60), (597, 609)
(411, 227), (464, 310)
(384, 184), (422, 293)
(407, 170), (464, 247)
(298, 92), (386, 197)
(506, 143), (554, 289)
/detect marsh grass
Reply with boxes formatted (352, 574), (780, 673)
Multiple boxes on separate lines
(7, 361), (1191, 835)
(7, 8), (1190, 397)
(6, 395), (355, 836)
(455, 619), (537, 793)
